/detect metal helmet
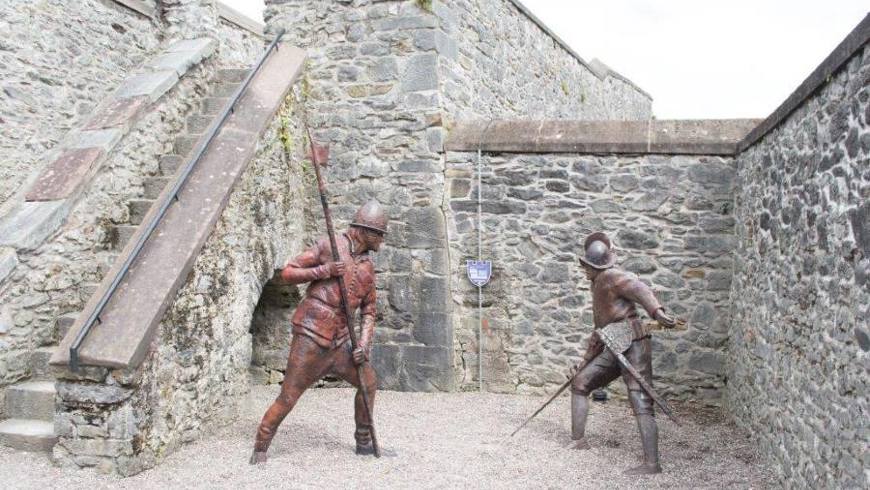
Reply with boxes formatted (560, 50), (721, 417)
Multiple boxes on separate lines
(350, 199), (388, 234)
(578, 231), (615, 270)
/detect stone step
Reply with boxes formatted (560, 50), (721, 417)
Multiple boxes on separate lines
(144, 177), (171, 199)
(0, 419), (57, 452)
(200, 97), (228, 116)
(173, 136), (200, 158)
(80, 283), (100, 300)
(159, 155), (185, 176)
(129, 199), (156, 226)
(212, 81), (241, 98)
(55, 313), (78, 341)
(217, 68), (249, 83)
(111, 225), (138, 250)
(29, 347), (57, 380)
(4, 381), (55, 421)
(186, 114), (214, 135)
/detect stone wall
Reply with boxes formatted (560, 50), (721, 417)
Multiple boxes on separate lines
(0, 60), (217, 396)
(445, 151), (737, 399)
(439, 0), (652, 121)
(265, 0), (456, 391)
(728, 43), (869, 486)
(0, 0), (161, 210)
(263, 0), (652, 391)
(52, 96), (311, 474)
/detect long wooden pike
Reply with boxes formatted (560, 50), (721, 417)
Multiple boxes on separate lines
(305, 125), (381, 458)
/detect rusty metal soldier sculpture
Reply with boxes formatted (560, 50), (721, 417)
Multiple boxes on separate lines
(250, 200), (387, 464)
(570, 232), (677, 475)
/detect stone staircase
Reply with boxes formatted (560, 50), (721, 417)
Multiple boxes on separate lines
(0, 68), (250, 453)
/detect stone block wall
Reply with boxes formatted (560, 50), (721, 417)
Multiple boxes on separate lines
(263, 0), (652, 392)
(52, 97), (311, 474)
(0, 60), (217, 394)
(438, 0), (653, 121)
(728, 42), (869, 486)
(0, 0), (161, 209)
(445, 151), (738, 398)
(265, 0), (455, 391)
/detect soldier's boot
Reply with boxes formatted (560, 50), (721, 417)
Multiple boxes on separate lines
(355, 425), (374, 455)
(624, 391), (662, 475)
(569, 393), (591, 450)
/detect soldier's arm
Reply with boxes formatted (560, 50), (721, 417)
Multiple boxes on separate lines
(278, 240), (343, 284)
(619, 275), (675, 327)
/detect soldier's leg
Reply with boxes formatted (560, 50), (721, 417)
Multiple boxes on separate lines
(331, 342), (378, 454)
(620, 337), (661, 475)
(251, 335), (331, 463)
(569, 349), (621, 449)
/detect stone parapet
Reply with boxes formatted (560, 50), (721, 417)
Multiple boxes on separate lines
(446, 119), (761, 155)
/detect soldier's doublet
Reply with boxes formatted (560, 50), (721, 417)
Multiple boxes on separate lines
(282, 235), (377, 349)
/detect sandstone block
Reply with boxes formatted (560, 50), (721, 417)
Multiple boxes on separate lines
(25, 148), (104, 201)
(84, 96), (148, 131)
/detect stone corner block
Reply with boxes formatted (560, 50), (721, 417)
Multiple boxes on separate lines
(0, 247), (18, 284)
(115, 71), (179, 102)
(0, 200), (71, 251)
(400, 53), (438, 93)
(587, 58), (611, 80)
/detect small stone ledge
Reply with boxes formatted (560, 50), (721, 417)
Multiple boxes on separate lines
(445, 119), (761, 155)
(738, 14), (870, 152)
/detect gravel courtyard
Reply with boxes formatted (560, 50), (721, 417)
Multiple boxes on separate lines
(1, 386), (774, 489)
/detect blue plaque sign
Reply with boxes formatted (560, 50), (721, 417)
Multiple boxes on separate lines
(466, 260), (492, 287)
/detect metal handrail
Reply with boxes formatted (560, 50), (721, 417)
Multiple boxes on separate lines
(70, 29), (286, 370)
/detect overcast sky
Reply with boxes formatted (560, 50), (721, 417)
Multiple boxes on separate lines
(223, 0), (868, 119)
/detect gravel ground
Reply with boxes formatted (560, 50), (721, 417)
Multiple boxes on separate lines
(1, 386), (775, 489)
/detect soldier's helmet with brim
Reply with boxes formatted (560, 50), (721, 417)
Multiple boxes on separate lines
(351, 199), (388, 234)
(578, 231), (616, 270)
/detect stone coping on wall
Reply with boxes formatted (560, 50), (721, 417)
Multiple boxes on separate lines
(111, 0), (266, 37)
(0, 38), (216, 283)
(51, 43), (306, 370)
(506, 0), (652, 100)
(738, 13), (870, 152)
(444, 119), (761, 155)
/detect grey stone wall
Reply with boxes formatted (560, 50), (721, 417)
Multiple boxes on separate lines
(0, 0), (161, 209)
(445, 151), (737, 400)
(439, 0), (652, 121)
(265, 0), (455, 391)
(0, 61), (217, 394)
(52, 97), (311, 474)
(728, 44), (869, 486)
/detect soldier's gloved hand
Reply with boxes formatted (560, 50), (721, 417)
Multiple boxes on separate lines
(654, 308), (676, 328)
(353, 346), (368, 365)
(325, 261), (346, 277)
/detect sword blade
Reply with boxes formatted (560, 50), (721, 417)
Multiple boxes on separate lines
(510, 378), (572, 437)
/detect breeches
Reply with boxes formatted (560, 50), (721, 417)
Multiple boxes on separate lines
(254, 334), (377, 451)
(571, 337), (654, 415)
